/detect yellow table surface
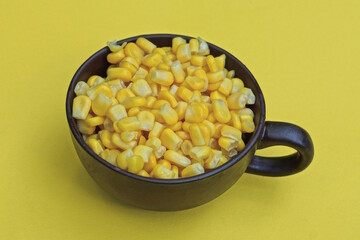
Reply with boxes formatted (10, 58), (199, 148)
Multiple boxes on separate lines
(1, 0), (359, 239)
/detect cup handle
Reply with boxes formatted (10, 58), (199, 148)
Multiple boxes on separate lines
(246, 121), (314, 176)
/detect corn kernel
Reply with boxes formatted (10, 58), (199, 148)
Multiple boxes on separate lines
(77, 119), (95, 135)
(238, 108), (254, 118)
(230, 111), (242, 130)
(158, 103), (178, 125)
(158, 159), (172, 170)
(86, 138), (104, 155)
(72, 95), (91, 120)
(189, 124), (206, 146)
(128, 107), (140, 117)
(221, 125), (242, 141)
(174, 101), (187, 121)
(148, 122), (165, 138)
(227, 92), (248, 110)
(237, 139), (245, 151)
(158, 90), (178, 108)
(189, 38), (199, 54)
(115, 88), (135, 103)
(103, 118), (114, 132)
(172, 37), (186, 53)
(143, 154), (157, 173)
(218, 136), (237, 151)
(181, 61), (191, 71)
(207, 70), (225, 83)
(176, 86), (193, 102)
(116, 116), (141, 131)
(122, 56), (140, 69)
(202, 120), (215, 137)
(87, 83), (112, 100)
(75, 81), (90, 96)
(206, 55), (219, 73)
(182, 121), (191, 132)
(172, 165), (179, 178)
(144, 96), (156, 108)
(122, 96), (146, 109)
(136, 37), (157, 54)
(107, 40), (126, 52)
(207, 81), (221, 91)
(112, 133), (137, 150)
(119, 61), (137, 75)
(198, 37), (210, 56)
(137, 111), (155, 131)
(160, 128), (183, 151)
(175, 131), (190, 140)
(152, 164), (175, 179)
(227, 70), (235, 78)
(107, 67), (132, 82)
(133, 145), (153, 163)
(199, 124), (211, 145)
(184, 76), (205, 91)
(231, 78), (244, 94)
(127, 155), (145, 174)
(210, 90), (227, 103)
(130, 79), (152, 97)
(166, 121), (182, 132)
(142, 53), (162, 68)
(107, 49), (125, 64)
(185, 102), (208, 123)
(151, 69), (174, 86)
(98, 129), (115, 149)
(132, 67), (148, 81)
(239, 87), (256, 104)
(153, 47), (166, 56)
(120, 131), (138, 142)
(180, 140), (193, 155)
(154, 146), (166, 159)
(106, 104), (127, 122)
(212, 99), (231, 123)
(218, 78), (232, 96)
(92, 93), (112, 117)
(164, 150), (191, 167)
(138, 170), (150, 177)
(204, 150), (222, 169)
(145, 137), (161, 150)
(157, 63), (170, 71)
(124, 42), (144, 63)
(116, 149), (133, 170)
(181, 163), (205, 178)
(215, 54), (226, 70)
(152, 99), (170, 109)
(100, 149), (120, 166)
(207, 112), (216, 123)
(176, 43), (191, 63)
(240, 115), (255, 133)
(189, 146), (211, 160)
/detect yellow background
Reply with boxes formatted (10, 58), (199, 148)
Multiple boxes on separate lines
(1, 0), (359, 239)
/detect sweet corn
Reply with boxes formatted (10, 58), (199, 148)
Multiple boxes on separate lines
(215, 54), (226, 70)
(145, 96), (157, 108)
(176, 86), (193, 102)
(238, 108), (254, 118)
(116, 148), (133, 170)
(164, 150), (191, 167)
(212, 99), (231, 123)
(72, 95), (91, 120)
(103, 118), (114, 132)
(189, 124), (206, 146)
(218, 136), (237, 151)
(176, 131), (190, 140)
(181, 163), (205, 178)
(77, 119), (96, 135)
(199, 124), (211, 145)
(176, 44), (191, 63)
(145, 137), (161, 150)
(230, 111), (242, 130)
(237, 139), (245, 151)
(227, 70), (235, 78)
(153, 47), (167, 56)
(186, 66), (200, 76)
(151, 69), (174, 86)
(128, 107), (140, 117)
(133, 145), (153, 163)
(143, 154), (157, 173)
(92, 93), (112, 116)
(122, 96), (146, 109)
(182, 121), (191, 132)
(142, 53), (162, 68)
(75, 81), (90, 96)
(116, 117), (141, 131)
(204, 150), (222, 169)
(152, 164), (175, 179)
(87, 83), (112, 100)
(207, 81), (221, 91)
(107, 80), (125, 97)
(158, 159), (172, 170)
(107, 49), (125, 64)
(198, 37), (210, 56)
(158, 90), (178, 108)
(119, 61), (137, 75)
(148, 122), (164, 138)
(166, 121), (182, 132)
(115, 88), (135, 103)
(158, 103), (178, 125)
(124, 42), (145, 63)
(151, 109), (164, 123)
(172, 37), (186, 53)
(202, 120), (215, 137)
(120, 131), (138, 142)
(137, 111), (155, 131)
(227, 92), (248, 110)
(189, 38), (199, 54)
(86, 138), (104, 155)
(169, 85), (178, 96)
(180, 140), (193, 155)
(138, 170), (150, 177)
(172, 165), (179, 178)
(106, 104), (127, 122)
(107, 41), (126, 52)
(112, 133), (137, 150)
(184, 76), (205, 91)
(207, 112), (216, 123)
(152, 99), (170, 109)
(175, 101), (187, 121)
(218, 78), (232, 96)
(107, 67), (132, 82)
(136, 37), (156, 54)
(127, 155), (145, 174)
(157, 63), (170, 71)
(100, 149), (120, 166)
(210, 90), (227, 103)
(239, 87), (256, 104)
(189, 146), (211, 160)
(206, 55), (219, 73)
(154, 146), (166, 159)
(130, 79), (152, 97)
(207, 70), (225, 83)
(231, 78), (244, 94)
(132, 67), (148, 81)
(240, 115), (255, 133)
(160, 128), (183, 151)
(99, 130), (116, 149)
(122, 56), (140, 69)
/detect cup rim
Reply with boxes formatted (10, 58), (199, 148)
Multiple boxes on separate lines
(66, 33), (266, 184)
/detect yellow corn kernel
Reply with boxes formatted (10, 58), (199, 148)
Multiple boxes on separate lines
(199, 124), (211, 145)
(100, 149), (120, 166)
(137, 111), (155, 131)
(75, 81), (90, 96)
(231, 78), (245, 94)
(77, 119), (95, 135)
(207, 81), (221, 91)
(214, 123), (225, 138)
(152, 164), (175, 179)
(158, 103), (178, 125)
(107, 67), (132, 82)
(160, 128), (183, 151)
(202, 120), (215, 137)
(107, 79), (125, 96)
(181, 61), (191, 71)
(157, 63), (170, 71)
(230, 111), (242, 130)
(168, 84), (178, 96)
(186, 66), (200, 76)
(122, 96), (146, 109)
(172, 165), (179, 179)
(167, 53), (176, 61)
(86, 83), (112, 100)
(198, 37), (210, 56)
(153, 47), (167, 56)
(174, 101), (187, 121)
(119, 61), (137, 75)
(98, 130), (115, 149)
(154, 146), (166, 159)
(138, 170), (150, 177)
(92, 93), (112, 116)
(207, 70), (225, 83)
(158, 90), (178, 108)
(227, 70), (235, 78)
(148, 122), (165, 138)
(189, 38), (199, 54)
(72, 95), (91, 120)
(112, 133), (137, 150)
(185, 102), (208, 123)
(124, 42), (145, 63)
(152, 99), (171, 109)
(162, 46), (172, 53)
(158, 159), (172, 170)
(116, 116), (141, 131)
(142, 53), (162, 68)
(188, 90), (201, 103)
(239, 87), (256, 104)
(237, 139), (245, 151)
(189, 146), (211, 160)
(180, 140), (193, 155)
(86, 138), (104, 155)
(176, 86), (193, 102)
(128, 107), (140, 117)
(215, 54), (226, 70)
(107, 40), (126, 52)
(106, 104), (127, 122)
(145, 137), (161, 150)
(176, 43), (191, 63)
(181, 163), (205, 178)
(212, 99), (231, 123)
(138, 135), (147, 145)
(119, 131), (137, 143)
(216, 155), (229, 167)
(136, 37), (156, 54)
(162, 54), (172, 66)
(103, 118), (114, 132)
(133, 145), (153, 163)
(143, 154), (157, 173)
(107, 49), (125, 64)
(218, 78), (232, 96)
(210, 90), (227, 103)
(189, 124), (206, 146)
(207, 112), (216, 123)
(182, 121), (191, 132)
(84, 134), (99, 142)
(132, 67), (149, 81)
(172, 37), (186, 53)
(115, 88), (135, 103)
(221, 125), (242, 141)
(183, 76), (204, 91)
(218, 136), (238, 151)
(144, 96), (156, 108)
(159, 85), (169, 92)
(164, 150), (191, 167)
(223, 68), (228, 77)
(227, 92), (248, 110)
(176, 131), (190, 140)
(206, 55), (219, 73)
(240, 115), (255, 133)
(151, 69), (174, 86)
(238, 108), (254, 118)
(204, 150), (222, 169)
(127, 155), (145, 174)
(116, 148), (133, 170)
(122, 56), (140, 69)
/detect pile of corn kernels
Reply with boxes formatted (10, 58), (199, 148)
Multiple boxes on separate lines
(72, 37), (256, 179)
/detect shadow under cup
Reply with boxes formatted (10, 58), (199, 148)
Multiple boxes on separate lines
(66, 34), (314, 211)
